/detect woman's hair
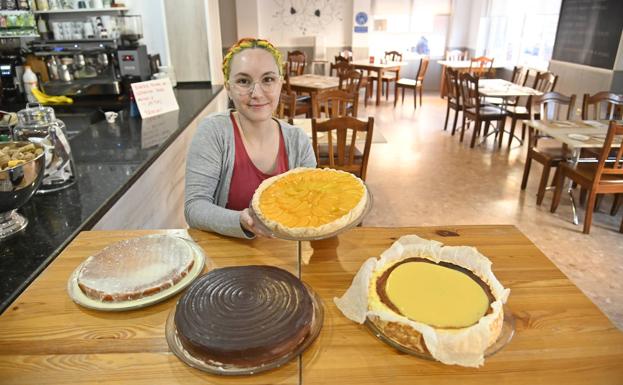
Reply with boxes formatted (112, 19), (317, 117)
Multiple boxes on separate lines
(222, 38), (283, 82)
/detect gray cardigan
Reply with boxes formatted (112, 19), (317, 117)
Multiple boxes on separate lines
(184, 111), (317, 238)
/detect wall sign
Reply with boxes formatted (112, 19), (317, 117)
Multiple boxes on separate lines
(552, 0), (623, 69)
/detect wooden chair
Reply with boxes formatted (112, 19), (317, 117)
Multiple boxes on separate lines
(283, 66), (312, 117)
(511, 66), (529, 86)
(521, 92), (576, 205)
(287, 50), (307, 76)
(532, 71), (558, 93)
(458, 72), (506, 148)
(369, 51), (402, 102)
(311, 116), (374, 180)
(498, 67), (537, 146)
(580, 92), (623, 213)
(329, 60), (352, 77)
(338, 68), (364, 115)
(445, 49), (468, 61)
(582, 92), (623, 120)
(312, 89), (358, 119)
(338, 50), (353, 61)
(469, 56), (494, 77)
(338, 68), (363, 94)
(275, 89), (297, 120)
(334, 55), (351, 64)
(508, 71), (559, 142)
(550, 121), (623, 234)
(443, 67), (462, 134)
(394, 57), (429, 109)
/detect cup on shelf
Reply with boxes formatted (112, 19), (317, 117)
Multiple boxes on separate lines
(91, 0), (102, 8)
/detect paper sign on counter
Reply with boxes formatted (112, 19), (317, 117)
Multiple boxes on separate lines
(131, 78), (179, 118)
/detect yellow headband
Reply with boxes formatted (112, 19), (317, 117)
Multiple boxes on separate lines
(222, 38), (283, 83)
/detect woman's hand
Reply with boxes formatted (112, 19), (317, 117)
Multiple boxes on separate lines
(240, 208), (273, 238)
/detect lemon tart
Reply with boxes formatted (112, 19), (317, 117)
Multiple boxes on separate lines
(335, 235), (510, 367)
(252, 168), (368, 238)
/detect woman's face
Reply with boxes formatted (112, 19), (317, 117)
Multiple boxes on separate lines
(226, 48), (282, 123)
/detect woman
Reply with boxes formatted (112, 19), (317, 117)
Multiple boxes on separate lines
(185, 38), (316, 238)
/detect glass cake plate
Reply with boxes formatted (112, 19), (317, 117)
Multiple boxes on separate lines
(365, 305), (515, 361)
(67, 236), (210, 311)
(165, 283), (324, 376)
(249, 186), (374, 241)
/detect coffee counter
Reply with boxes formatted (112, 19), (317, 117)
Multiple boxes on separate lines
(0, 83), (224, 314)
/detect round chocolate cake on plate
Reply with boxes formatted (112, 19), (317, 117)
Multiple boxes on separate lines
(174, 265), (314, 366)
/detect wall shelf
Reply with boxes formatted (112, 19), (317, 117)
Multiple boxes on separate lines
(33, 7), (128, 14)
(0, 9), (31, 15)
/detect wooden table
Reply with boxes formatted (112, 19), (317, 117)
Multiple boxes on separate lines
(2, 226), (623, 384)
(289, 74), (340, 109)
(478, 79), (541, 98)
(477, 79), (542, 146)
(351, 60), (407, 106)
(523, 119), (622, 224)
(438, 60), (505, 98)
(524, 119), (620, 149)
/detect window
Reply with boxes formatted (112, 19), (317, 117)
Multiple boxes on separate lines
(478, 0), (561, 70)
(369, 0), (450, 59)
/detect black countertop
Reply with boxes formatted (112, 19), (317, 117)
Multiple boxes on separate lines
(0, 83), (223, 313)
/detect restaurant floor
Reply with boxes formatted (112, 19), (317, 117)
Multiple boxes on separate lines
(358, 92), (623, 330)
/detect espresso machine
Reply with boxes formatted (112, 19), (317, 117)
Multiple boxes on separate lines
(0, 52), (25, 104)
(12, 104), (75, 193)
(117, 15), (151, 81)
(27, 39), (122, 97)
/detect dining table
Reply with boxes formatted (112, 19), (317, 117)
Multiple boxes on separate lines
(288, 74), (340, 109)
(351, 60), (407, 106)
(1, 225), (622, 384)
(523, 119), (622, 224)
(477, 79), (542, 146)
(438, 60), (505, 98)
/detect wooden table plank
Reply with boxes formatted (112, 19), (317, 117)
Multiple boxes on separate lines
(351, 60), (406, 106)
(299, 226), (623, 385)
(0, 229), (300, 385)
(0, 353), (298, 385)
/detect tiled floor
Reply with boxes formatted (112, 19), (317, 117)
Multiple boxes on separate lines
(359, 92), (623, 330)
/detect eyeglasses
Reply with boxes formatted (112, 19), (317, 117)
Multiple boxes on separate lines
(228, 75), (281, 96)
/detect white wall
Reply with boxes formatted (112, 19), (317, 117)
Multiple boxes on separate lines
(205, 0), (224, 84)
(447, 0), (470, 48)
(219, 0), (238, 49)
(235, 0), (260, 38)
(125, 0), (171, 66)
(352, 0), (371, 59)
(253, 0), (352, 48)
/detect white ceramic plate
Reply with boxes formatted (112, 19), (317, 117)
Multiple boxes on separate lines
(67, 237), (209, 311)
(568, 133), (591, 141)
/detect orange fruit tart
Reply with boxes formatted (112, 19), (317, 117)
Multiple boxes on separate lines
(252, 168), (368, 238)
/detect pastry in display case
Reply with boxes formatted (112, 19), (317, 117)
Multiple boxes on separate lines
(335, 235), (512, 367)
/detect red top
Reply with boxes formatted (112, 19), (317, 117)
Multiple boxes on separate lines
(226, 114), (289, 211)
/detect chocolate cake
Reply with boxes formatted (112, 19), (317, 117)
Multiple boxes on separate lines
(174, 265), (314, 366)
